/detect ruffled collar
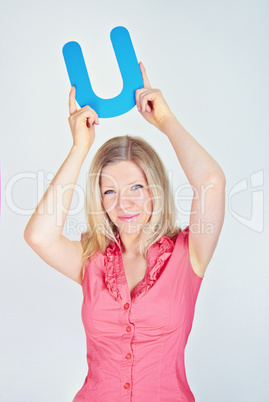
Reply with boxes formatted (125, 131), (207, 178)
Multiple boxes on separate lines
(104, 233), (176, 303)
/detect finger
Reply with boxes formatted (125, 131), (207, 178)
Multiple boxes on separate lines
(139, 62), (151, 89)
(146, 104), (151, 113)
(77, 106), (99, 125)
(93, 110), (99, 124)
(136, 89), (152, 113)
(91, 113), (99, 125)
(75, 105), (96, 119)
(139, 91), (154, 113)
(87, 117), (94, 127)
(88, 117), (99, 127)
(135, 88), (147, 111)
(140, 92), (149, 113)
(69, 86), (77, 115)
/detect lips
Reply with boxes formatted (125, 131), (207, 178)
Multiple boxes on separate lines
(118, 214), (140, 222)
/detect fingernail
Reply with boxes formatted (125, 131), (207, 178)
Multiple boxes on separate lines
(146, 105), (151, 112)
(137, 106), (141, 112)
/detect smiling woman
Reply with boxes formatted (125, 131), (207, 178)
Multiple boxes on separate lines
(81, 135), (180, 263)
(23, 61), (225, 402)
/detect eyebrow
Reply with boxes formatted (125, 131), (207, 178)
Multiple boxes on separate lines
(100, 180), (146, 188)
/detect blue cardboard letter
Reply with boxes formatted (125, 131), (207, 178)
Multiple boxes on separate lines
(62, 26), (143, 118)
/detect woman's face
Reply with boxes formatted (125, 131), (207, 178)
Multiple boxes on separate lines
(100, 161), (153, 236)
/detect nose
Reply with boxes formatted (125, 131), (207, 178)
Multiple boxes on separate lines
(118, 192), (135, 213)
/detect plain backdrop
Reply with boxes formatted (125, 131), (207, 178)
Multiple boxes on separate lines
(0, 0), (268, 401)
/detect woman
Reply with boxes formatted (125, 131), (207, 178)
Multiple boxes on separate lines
(24, 62), (226, 401)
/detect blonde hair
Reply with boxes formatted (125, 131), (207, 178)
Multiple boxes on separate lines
(81, 135), (181, 264)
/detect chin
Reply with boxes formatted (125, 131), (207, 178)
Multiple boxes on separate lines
(118, 222), (145, 235)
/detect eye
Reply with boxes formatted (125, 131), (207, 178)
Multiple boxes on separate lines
(103, 189), (115, 195)
(132, 184), (143, 190)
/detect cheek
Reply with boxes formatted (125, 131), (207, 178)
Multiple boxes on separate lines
(141, 193), (153, 214)
(102, 196), (117, 213)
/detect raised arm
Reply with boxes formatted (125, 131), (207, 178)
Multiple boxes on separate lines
(136, 62), (226, 278)
(23, 87), (99, 284)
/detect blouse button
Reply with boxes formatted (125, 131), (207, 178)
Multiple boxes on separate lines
(124, 303), (129, 309)
(126, 326), (132, 333)
(125, 353), (132, 360)
(124, 382), (130, 389)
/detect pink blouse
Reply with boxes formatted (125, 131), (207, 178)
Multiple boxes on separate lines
(73, 225), (204, 401)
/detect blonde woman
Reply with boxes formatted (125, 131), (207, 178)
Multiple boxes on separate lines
(24, 62), (226, 401)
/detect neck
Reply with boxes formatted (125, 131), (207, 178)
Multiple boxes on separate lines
(118, 232), (141, 256)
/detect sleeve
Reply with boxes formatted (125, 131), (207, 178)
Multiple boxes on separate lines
(179, 225), (204, 305)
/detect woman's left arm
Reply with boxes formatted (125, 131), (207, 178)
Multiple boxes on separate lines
(136, 62), (226, 278)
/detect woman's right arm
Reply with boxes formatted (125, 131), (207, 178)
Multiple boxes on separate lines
(23, 87), (99, 285)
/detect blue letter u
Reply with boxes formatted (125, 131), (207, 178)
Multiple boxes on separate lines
(62, 26), (143, 118)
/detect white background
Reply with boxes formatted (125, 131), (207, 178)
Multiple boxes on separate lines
(0, 0), (268, 401)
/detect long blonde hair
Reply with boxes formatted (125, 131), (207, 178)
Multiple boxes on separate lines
(81, 135), (181, 264)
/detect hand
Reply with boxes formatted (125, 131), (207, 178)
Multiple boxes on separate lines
(135, 62), (174, 131)
(68, 86), (99, 150)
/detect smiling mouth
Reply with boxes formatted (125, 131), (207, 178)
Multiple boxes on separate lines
(118, 214), (140, 221)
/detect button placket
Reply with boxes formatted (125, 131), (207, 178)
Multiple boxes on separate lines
(120, 300), (134, 396)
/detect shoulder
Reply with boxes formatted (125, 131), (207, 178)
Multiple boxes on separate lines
(168, 226), (189, 247)
(80, 232), (103, 283)
(171, 226), (204, 279)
